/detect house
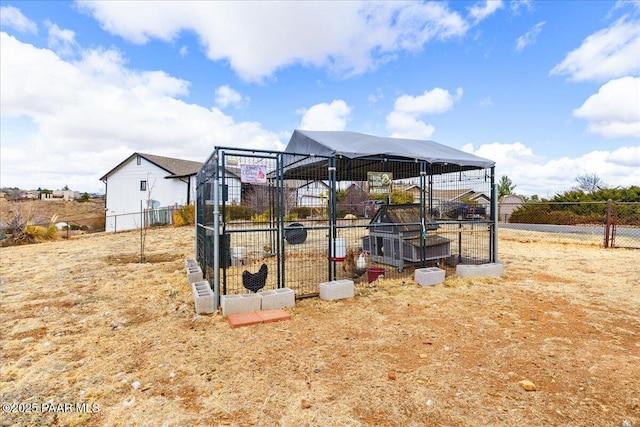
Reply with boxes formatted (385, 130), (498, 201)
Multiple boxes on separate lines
(498, 194), (524, 222)
(40, 190), (80, 201)
(100, 153), (202, 232)
(428, 189), (491, 218)
(292, 180), (330, 208)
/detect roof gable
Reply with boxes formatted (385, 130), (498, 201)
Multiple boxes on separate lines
(100, 153), (202, 181)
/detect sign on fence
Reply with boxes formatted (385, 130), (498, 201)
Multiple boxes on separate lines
(368, 171), (392, 195)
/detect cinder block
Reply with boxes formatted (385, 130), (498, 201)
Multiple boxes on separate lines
(191, 280), (215, 314)
(186, 266), (203, 284)
(185, 258), (198, 272)
(220, 293), (262, 317)
(415, 267), (446, 286)
(259, 287), (295, 310)
(319, 279), (355, 301)
(456, 262), (504, 278)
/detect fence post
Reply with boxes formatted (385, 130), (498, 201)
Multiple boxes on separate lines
(604, 199), (612, 248)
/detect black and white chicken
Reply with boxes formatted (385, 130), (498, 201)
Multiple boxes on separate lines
(242, 263), (268, 293)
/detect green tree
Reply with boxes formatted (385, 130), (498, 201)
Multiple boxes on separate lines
(497, 175), (516, 198)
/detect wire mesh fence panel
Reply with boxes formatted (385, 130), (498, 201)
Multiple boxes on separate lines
(196, 146), (498, 299)
(497, 201), (640, 249)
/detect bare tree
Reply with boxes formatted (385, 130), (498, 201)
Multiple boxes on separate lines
(140, 174), (156, 262)
(575, 173), (605, 193)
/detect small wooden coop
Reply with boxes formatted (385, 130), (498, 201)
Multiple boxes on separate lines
(362, 204), (451, 272)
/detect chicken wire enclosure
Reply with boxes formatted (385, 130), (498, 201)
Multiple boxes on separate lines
(196, 131), (497, 304)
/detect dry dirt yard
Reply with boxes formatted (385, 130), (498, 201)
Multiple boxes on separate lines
(1, 226), (638, 427)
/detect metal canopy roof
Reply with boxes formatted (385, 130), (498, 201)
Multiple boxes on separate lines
(282, 130), (495, 180)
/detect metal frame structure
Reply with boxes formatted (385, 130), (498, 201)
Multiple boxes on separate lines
(196, 144), (497, 306)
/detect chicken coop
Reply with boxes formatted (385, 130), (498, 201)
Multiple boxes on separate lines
(196, 130), (497, 304)
(362, 204), (451, 272)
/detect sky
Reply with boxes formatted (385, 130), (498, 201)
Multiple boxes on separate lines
(1, 0), (639, 197)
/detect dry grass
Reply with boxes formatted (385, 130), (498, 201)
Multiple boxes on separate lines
(1, 226), (639, 426)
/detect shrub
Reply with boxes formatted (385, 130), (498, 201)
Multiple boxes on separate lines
(173, 204), (195, 227)
(225, 205), (255, 221)
(290, 206), (311, 219)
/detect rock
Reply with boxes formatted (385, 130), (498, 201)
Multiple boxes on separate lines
(519, 380), (536, 391)
(301, 399), (311, 409)
(388, 370), (397, 380)
(419, 353), (428, 359)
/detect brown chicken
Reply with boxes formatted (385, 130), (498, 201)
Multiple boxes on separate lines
(342, 249), (367, 279)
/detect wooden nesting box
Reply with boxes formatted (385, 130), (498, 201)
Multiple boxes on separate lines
(361, 204), (451, 272)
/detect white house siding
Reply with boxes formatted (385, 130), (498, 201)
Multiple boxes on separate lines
(296, 181), (329, 208)
(105, 157), (190, 232)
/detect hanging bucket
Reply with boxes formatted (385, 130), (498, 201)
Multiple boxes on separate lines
(367, 267), (386, 283)
(330, 237), (346, 261)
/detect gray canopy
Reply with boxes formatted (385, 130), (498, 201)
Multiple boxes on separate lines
(282, 130), (495, 181)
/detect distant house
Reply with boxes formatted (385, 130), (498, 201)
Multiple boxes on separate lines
(394, 184), (422, 203)
(498, 194), (524, 222)
(293, 180), (330, 208)
(99, 153), (202, 232)
(40, 190), (79, 201)
(428, 189), (491, 218)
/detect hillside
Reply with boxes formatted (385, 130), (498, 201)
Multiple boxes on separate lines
(0, 198), (105, 232)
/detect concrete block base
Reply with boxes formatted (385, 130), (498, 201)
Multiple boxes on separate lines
(415, 267), (446, 286)
(260, 287), (295, 310)
(456, 262), (504, 278)
(186, 267), (204, 284)
(319, 279), (355, 301)
(221, 293), (262, 317)
(191, 280), (215, 314)
(185, 258), (198, 272)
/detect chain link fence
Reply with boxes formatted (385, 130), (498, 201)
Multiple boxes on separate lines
(498, 201), (640, 249)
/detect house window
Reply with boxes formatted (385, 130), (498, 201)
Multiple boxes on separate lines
(137, 155), (141, 165)
(140, 180), (147, 191)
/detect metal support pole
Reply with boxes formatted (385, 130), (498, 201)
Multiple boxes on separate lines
(212, 150), (221, 311)
(490, 167), (498, 263)
(328, 159), (337, 280)
(604, 199), (612, 248)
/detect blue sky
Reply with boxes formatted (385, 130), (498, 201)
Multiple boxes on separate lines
(1, 0), (639, 196)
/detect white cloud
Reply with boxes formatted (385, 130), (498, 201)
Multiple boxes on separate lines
(510, 0), (533, 15)
(46, 21), (79, 58)
(386, 111), (435, 140)
(550, 16), (640, 82)
(0, 6), (37, 34)
(76, 2), (469, 82)
(214, 85), (248, 109)
(573, 77), (640, 138)
(462, 142), (640, 196)
(394, 87), (463, 114)
(386, 87), (462, 139)
(515, 21), (545, 51)
(297, 100), (351, 130)
(468, 0), (504, 23)
(479, 97), (494, 107)
(0, 33), (282, 192)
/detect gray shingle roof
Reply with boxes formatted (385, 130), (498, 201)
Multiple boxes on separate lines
(99, 152), (202, 181)
(137, 153), (202, 178)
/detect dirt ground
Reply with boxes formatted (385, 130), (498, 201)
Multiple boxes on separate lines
(1, 226), (638, 427)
